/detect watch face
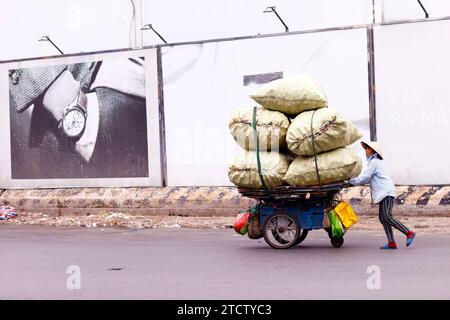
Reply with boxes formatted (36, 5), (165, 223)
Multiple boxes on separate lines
(62, 107), (86, 138)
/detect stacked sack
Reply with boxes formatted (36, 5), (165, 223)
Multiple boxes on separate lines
(228, 107), (291, 188)
(228, 74), (363, 189)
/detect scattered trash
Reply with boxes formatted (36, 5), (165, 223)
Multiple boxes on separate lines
(165, 223), (182, 228)
(105, 213), (130, 220)
(0, 209), (446, 234)
(0, 206), (18, 221)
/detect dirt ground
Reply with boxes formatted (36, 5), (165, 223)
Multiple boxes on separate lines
(1, 211), (450, 234)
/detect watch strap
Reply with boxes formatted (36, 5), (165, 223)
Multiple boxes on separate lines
(75, 90), (87, 113)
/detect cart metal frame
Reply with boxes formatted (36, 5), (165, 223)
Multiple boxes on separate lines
(239, 182), (349, 249)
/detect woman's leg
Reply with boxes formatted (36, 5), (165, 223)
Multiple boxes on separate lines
(379, 197), (395, 243)
(383, 196), (409, 235)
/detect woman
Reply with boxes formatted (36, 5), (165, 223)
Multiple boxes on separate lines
(349, 141), (416, 249)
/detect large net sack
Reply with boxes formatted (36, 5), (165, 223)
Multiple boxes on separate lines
(229, 107), (289, 151)
(228, 151), (291, 189)
(284, 147), (362, 187)
(286, 108), (362, 156)
(250, 74), (328, 116)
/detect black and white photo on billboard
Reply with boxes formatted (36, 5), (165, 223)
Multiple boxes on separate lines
(9, 57), (149, 179)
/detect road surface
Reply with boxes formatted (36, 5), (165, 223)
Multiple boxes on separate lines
(0, 225), (449, 299)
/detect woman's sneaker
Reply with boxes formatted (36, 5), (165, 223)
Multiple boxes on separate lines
(406, 231), (416, 247)
(380, 242), (397, 250)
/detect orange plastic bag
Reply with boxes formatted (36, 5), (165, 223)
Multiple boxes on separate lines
(334, 201), (358, 228)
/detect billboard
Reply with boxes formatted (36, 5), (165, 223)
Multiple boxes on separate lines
(374, 20), (450, 185)
(162, 28), (370, 186)
(0, 49), (163, 188)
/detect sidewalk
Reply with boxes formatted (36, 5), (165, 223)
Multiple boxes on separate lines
(1, 186), (449, 217)
(2, 211), (450, 234)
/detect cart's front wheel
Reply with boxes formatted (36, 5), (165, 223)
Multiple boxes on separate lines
(331, 237), (344, 248)
(263, 214), (300, 249)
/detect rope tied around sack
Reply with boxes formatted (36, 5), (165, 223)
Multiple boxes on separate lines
(310, 109), (322, 189)
(252, 106), (268, 190)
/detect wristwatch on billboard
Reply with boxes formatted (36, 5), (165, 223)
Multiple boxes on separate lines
(60, 89), (88, 139)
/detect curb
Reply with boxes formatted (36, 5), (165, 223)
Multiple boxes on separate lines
(0, 186), (449, 217)
(0, 187), (254, 217)
(342, 185), (450, 217)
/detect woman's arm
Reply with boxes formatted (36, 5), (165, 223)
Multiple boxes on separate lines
(349, 160), (376, 186)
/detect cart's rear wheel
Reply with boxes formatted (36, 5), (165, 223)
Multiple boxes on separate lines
(262, 214), (300, 249)
(294, 229), (309, 245)
(331, 237), (344, 248)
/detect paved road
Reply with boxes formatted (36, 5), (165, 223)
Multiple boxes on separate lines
(0, 225), (449, 299)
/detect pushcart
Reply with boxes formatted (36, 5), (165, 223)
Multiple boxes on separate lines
(238, 182), (350, 249)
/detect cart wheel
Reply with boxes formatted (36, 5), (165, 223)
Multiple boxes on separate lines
(294, 229), (309, 245)
(262, 214), (300, 249)
(331, 237), (344, 248)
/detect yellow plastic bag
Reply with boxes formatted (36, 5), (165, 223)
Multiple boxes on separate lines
(334, 201), (358, 228)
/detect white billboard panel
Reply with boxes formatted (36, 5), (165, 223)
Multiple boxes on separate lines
(0, 0), (137, 61)
(374, 20), (450, 185)
(162, 28), (370, 186)
(143, 0), (373, 43)
(382, 0), (450, 22)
